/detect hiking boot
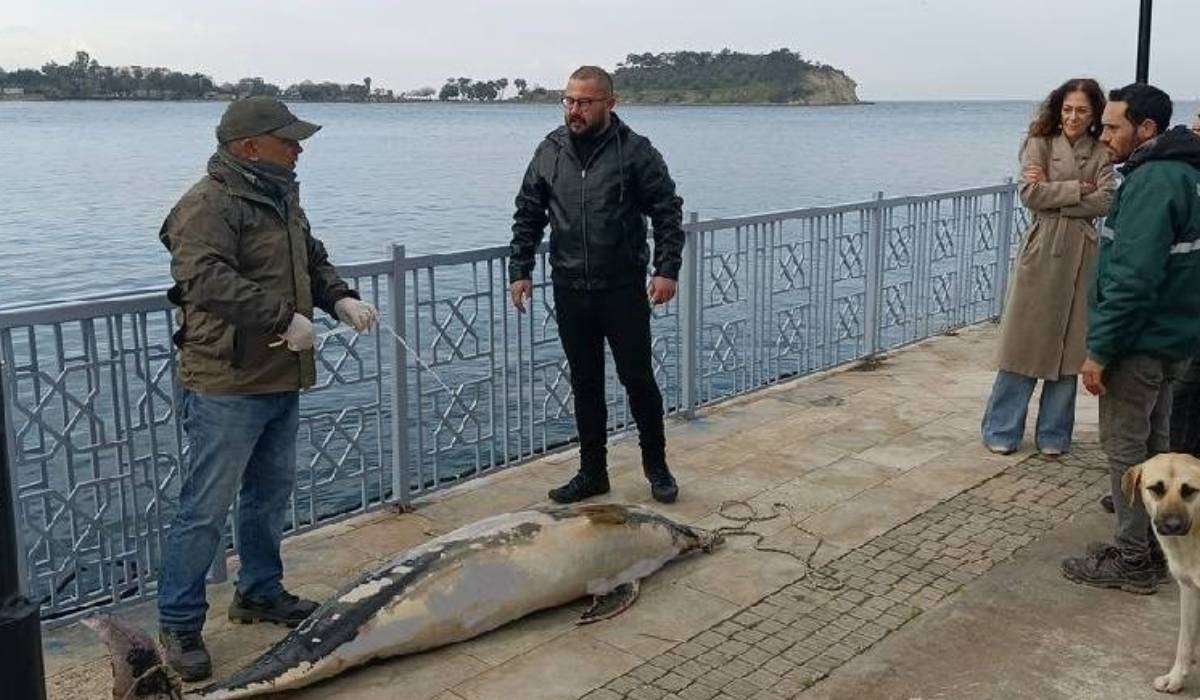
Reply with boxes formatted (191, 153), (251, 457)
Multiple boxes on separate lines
(228, 589), (319, 627)
(1063, 544), (1157, 594)
(644, 462), (679, 504)
(160, 628), (211, 683)
(1086, 540), (1170, 582)
(548, 470), (610, 504)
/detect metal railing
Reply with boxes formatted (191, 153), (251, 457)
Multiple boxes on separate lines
(0, 181), (1025, 624)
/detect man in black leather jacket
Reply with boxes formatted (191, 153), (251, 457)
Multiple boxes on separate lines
(508, 65), (685, 504)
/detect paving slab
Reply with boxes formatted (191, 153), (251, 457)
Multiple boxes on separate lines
(800, 513), (1178, 700)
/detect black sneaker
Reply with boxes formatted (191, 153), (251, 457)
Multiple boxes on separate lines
(644, 462), (679, 504)
(548, 471), (610, 504)
(1063, 544), (1157, 594)
(228, 590), (319, 627)
(159, 628), (211, 683)
(1086, 541), (1170, 582)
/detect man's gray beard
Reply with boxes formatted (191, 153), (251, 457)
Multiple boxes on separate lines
(566, 117), (602, 137)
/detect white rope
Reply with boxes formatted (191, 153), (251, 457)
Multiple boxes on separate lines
(317, 322), (456, 396)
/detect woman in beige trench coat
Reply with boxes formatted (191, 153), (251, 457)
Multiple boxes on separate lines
(981, 78), (1114, 456)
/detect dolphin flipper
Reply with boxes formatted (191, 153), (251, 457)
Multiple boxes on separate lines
(577, 580), (640, 624)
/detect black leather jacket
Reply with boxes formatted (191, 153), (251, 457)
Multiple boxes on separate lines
(508, 114), (685, 290)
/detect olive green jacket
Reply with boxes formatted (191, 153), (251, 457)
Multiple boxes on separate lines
(159, 151), (357, 394)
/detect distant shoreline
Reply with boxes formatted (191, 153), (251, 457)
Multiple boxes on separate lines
(0, 96), (873, 107)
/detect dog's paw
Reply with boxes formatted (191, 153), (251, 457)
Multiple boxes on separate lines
(1154, 671), (1185, 693)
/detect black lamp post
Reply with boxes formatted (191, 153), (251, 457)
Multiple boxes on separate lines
(1136, 0), (1152, 83)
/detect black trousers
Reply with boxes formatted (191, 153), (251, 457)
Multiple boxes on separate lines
(1171, 359), (1200, 457)
(553, 283), (666, 473)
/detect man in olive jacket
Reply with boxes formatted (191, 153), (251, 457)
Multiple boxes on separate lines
(156, 97), (378, 681)
(1062, 84), (1200, 594)
(508, 66), (685, 505)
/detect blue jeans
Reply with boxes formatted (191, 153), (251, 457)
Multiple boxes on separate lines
(981, 369), (1077, 453)
(158, 388), (299, 632)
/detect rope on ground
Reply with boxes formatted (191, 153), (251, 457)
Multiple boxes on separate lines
(711, 500), (844, 592)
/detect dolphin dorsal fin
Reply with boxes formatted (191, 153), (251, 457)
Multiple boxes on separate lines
(575, 504), (631, 525)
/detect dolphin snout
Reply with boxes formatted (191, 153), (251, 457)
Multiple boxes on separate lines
(700, 531), (724, 553)
(1155, 512), (1192, 537)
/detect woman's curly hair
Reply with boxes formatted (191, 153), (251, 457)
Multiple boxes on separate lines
(1028, 78), (1105, 139)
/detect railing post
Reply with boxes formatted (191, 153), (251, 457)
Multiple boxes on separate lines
(863, 191), (885, 357)
(0, 358), (47, 700)
(993, 178), (1016, 321)
(678, 213), (700, 417)
(389, 244), (411, 505)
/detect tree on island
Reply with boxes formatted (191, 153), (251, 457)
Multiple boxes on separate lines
(436, 76), (514, 102)
(6, 50), (219, 99)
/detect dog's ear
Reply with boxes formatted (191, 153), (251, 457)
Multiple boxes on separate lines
(1122, 464), (1144, 505)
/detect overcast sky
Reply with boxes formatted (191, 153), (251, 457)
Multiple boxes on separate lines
(2, 0), (1197, 101)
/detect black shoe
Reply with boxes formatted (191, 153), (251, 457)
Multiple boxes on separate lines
(644, 462), (679, 504)
(1100, 494), (1114, 513)
(548, 471), (610, 504)
(160, 628), (211, 683)
(1063, 544), (1157, 594)
(1086, 540), (1170, 582)
(228, 590), (319, 627)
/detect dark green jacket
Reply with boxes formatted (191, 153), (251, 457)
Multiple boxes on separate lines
(1088, 126), (1200, 366)
(508, 114), (685, 289)
(159, 151), (357, 394)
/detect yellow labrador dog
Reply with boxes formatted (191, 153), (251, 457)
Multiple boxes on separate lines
(1124, 453), (1200, 695)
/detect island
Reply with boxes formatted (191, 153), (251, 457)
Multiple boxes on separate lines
(611, 49), (859, 105)
(0, 49), (860, 106)
(459, 49), (860, 106)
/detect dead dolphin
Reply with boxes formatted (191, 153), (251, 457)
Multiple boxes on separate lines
(90, 502), (722, 699)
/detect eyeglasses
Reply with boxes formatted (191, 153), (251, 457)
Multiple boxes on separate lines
(561, 96), (608, 111)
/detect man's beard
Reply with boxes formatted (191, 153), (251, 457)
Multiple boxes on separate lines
(566, 115), (600, 136)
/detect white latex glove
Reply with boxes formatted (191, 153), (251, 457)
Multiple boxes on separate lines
(278, 313), (314, 351)
(335, 297), (379, 333)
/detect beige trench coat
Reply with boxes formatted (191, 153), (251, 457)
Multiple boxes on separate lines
(995, 134), (1114, 380)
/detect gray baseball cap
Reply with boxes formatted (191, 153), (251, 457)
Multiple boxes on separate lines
(215, 96), (321, 143)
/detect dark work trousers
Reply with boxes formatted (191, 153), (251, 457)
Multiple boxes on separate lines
(1100, 354), (1188, 560)
(553, 283), (666, 474)
(1170, 359), (1200, 456)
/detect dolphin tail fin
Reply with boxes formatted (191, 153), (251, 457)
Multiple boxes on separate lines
(83, 614), (184, 699)
(577, 580), (641, 624)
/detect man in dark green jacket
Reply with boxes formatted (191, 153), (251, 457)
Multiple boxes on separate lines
(508, 66), (685, 505)
(1062, 83), (1200, 594)
(156, 97), (378, 681)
